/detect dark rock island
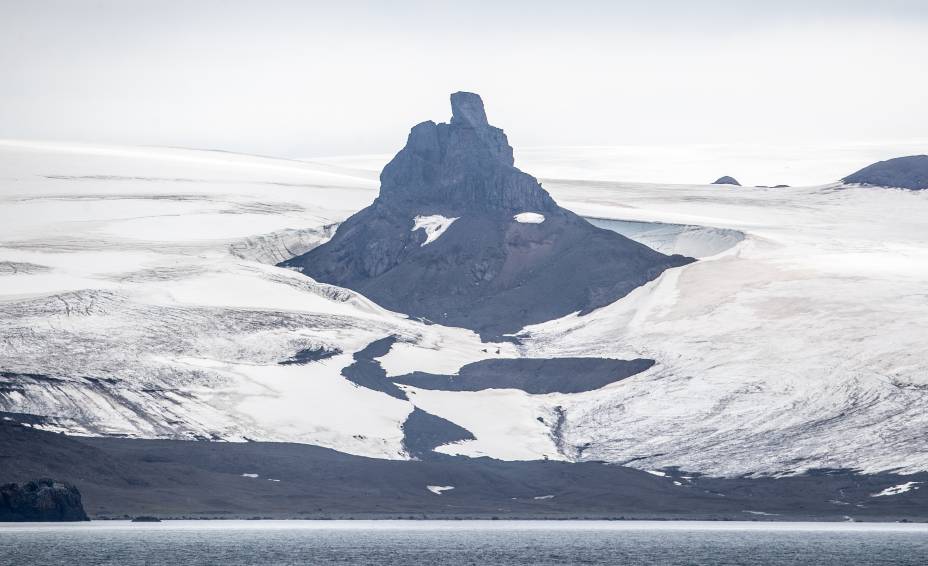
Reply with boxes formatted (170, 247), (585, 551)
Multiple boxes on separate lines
(282, 93), (692, 338)
(0, 478), (89, 521)
(842, 155), (928, 190)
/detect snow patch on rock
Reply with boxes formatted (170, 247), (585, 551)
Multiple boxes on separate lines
(871, 482), (922, 497)
(412, 215), (458, 246)
(513, 212), (545, 224)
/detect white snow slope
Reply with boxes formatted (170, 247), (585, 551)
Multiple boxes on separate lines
(2, 139), (927, 476)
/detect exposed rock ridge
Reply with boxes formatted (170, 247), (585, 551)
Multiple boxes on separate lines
(842, 155), (928, 190)
(377, 91), (557, 213)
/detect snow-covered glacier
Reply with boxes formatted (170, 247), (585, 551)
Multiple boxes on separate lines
(2, 139), (927, 476)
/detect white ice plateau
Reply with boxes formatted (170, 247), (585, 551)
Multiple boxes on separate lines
(2, 139), (927, 477)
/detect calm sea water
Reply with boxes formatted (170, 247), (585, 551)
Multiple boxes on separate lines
(1, 520), (927, 566)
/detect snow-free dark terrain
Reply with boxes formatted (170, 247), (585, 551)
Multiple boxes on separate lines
(4, 421), (927, 521)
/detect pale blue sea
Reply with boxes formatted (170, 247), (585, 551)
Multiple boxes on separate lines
(2, 520), (927, 565)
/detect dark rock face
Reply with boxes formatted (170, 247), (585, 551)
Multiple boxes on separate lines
(282, 93), (692, 338)
(5, 422), (928, 521)
(712, 176), (741, 186)
(279, 346), (341, 365)
(842, 155), (928, 190)
(0, 478), (89, 521)
(393, 357), (655, 394)
(401, 407), (475, 460)
(340, 336), (406, 400)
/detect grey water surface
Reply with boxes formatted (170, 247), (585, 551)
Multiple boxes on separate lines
(2, 520), (927, 566)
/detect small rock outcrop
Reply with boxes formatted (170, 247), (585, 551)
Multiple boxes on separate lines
(282, 92), (692, 338)
(0, 479), (89, 521)
(401, 407), (475, 460)
(711, 176), (741, 186)
(842, 155), (928, 190)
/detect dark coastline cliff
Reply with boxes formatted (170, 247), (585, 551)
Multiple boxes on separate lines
(282, 92), (692, 338)
(1, 478), (89, 522)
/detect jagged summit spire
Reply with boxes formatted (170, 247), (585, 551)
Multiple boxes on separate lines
(450, 91), (488, 128)
(377, 92), (549, 211)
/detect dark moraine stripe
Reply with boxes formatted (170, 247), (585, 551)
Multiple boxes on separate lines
(392, 357), (655, 394)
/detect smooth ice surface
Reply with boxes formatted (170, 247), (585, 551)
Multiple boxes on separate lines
(519, 176), (928, 475)
(586, 218), (744, 258)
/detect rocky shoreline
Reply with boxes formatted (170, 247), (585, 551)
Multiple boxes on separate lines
(0, 478), (89, 522)
(2, 422), (925, 522)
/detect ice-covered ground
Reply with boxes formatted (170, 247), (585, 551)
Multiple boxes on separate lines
(2, 139), (927, 475)
(0, 140), (517, 460)
(524, 178), (928, 475)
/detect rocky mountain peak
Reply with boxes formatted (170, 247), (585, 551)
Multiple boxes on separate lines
(377, 92), (551, 212)
(283, 92), (693, 338)
(450, 91), (489, 128)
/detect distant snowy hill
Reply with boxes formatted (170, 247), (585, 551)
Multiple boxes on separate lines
(2, 133), (928, 476)
(842, 154), (928, 190)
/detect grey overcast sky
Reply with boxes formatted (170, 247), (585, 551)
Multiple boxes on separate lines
(1, 0), (926, 158)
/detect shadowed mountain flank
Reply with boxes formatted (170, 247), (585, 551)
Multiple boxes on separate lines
(281, 92), (693, 339)
(401, 407), (475, 460)
(340, 336), (405, 400)
(842, 155), (928, 190)
(393, 357), (655, 394)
